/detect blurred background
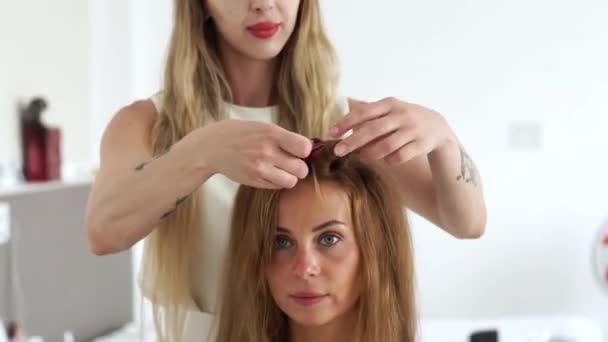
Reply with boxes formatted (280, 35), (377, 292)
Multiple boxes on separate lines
(1, 0), (607, 341)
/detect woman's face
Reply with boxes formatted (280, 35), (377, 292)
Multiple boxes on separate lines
(266, 181), (361, 327)
(205, 0), (301, 61)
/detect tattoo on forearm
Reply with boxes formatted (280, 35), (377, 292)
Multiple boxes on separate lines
(134, 162), (148, 171)
(456, 146), (478, 186)
(134, 147), (172, 171)
(160, 209), (175, 220)
(175, 196), (188, 206)
(133, 145), (186, 220)
(160, 195), (189, 220)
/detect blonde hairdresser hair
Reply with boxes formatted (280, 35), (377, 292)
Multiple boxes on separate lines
(216, 140), (417, 342)
(140, 0), (340, 340)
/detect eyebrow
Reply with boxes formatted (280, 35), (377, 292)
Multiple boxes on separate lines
(276, 220), (346, 234)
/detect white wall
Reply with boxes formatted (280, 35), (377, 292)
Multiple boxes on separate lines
(128, 0), (173, 99)
(321, 0), (608, 335)
(0, 1), (90, 169)
(87, 0), (173, 166)
(88, 0), (132, 166)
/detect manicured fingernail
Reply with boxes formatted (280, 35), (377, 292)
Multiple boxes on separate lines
(334, 144), (346, 156)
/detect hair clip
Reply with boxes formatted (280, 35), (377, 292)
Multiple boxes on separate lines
(303, 138), (325, 163)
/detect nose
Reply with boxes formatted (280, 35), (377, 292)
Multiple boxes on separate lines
(292, 247), (320, 279)
(250, 0), (275, 13)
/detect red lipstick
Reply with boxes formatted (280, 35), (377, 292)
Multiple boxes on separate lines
(247, 22), (280, 39)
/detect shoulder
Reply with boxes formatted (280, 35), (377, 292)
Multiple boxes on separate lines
(115, 99), (158, 129)
(112, 91), (163, 130)
(97, 98), (160, 164)
(102, 99), (159, 147)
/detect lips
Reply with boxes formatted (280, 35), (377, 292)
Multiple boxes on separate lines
(290, 292), (328, 306)
(247, 22), (280, 39)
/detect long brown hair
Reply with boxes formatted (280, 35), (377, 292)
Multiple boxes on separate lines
(140, 0), (340, 340)
(216, 140), (418, 342)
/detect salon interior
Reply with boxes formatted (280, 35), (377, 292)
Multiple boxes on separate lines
(1, 0), (607, 341)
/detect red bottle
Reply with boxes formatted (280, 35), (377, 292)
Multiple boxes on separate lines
(22, 124), (47, 182)
(19, 97), (61, 182)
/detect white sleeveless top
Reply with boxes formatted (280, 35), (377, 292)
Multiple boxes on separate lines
(141, 92), (350, 316)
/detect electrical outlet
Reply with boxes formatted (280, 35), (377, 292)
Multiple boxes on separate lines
(0, 202), (10, 245)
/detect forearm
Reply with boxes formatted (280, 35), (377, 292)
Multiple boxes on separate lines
(427, 140), (486, 238)
(86, 129), (214, 254)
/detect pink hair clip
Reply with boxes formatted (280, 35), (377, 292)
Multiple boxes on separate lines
(303, 138), (325, 163)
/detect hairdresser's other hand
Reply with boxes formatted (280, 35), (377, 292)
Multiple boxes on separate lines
(327, 97), (457, 165)
(197, 120), (312, 189)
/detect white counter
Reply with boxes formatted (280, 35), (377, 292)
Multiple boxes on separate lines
(0, 177), (93, 198)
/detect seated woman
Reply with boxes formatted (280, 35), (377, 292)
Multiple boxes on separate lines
(216, 139), (417, 342)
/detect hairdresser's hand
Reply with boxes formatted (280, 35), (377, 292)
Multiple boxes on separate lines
(327, 97), (457, 165)
(197, 120), (312, 189)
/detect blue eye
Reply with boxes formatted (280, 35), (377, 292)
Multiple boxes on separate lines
(274, 236), (293, 250)
(319, 234), (341, 247)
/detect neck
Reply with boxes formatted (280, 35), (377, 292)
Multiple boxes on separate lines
(219, 39), (278, 107)
(290, 310), (358, 342)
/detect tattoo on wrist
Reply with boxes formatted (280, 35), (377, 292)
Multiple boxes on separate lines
(160, 195), (189, 220)
(456, 146), (478, 186)
(134, 147), (172, 171)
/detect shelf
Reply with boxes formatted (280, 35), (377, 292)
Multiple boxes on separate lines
(0, 177), (92, 198)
